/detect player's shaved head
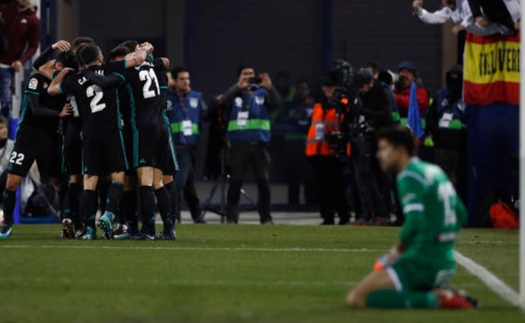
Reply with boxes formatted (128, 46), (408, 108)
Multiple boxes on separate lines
(77, 43), (102, 67)
(71, 36), (94, 52)
(109, 46), (131, 61)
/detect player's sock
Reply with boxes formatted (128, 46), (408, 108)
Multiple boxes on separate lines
(366, 290), (440, 309)
(2, 190), (16, 225)
(121, 190), (135, 226)
(165, 181), (177, 223)
(57, 188), (67, 220)
(67, 183), (83, 230)
(106, 181), (123, 219)
(154, 186), (172, 230)
(139, 186), (155, 234)
(82, 190), (98, 228)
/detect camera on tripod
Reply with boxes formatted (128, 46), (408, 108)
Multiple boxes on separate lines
(324, 59), (357, 157)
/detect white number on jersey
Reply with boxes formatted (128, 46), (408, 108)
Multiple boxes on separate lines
(9, 152), (25, 166)
(86, 85), (106, 113)
(139, 69), (160, 99)
(438, 182), (457, 226)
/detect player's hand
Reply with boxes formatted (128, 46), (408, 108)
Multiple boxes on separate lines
(11, 61), (23, 72)
(62, 67), (74, 74)
(60, 103), (73, 118)
(260, 73), (272, 90)
(237, 75), (250, 90)
(452, 24), (465, 35)
(52, 40), (71, 52)
(140, 42), (154, 53)
(412, 0), (423, 11)
(476, 16), (489, 27)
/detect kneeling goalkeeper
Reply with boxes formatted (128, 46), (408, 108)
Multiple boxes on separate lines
(347, 126), (476, 309)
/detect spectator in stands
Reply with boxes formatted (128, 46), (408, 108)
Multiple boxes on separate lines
(467, 0), (520, 34)
(274, 71), (295, 104)
(275, 80), (316, 208)
(0, 0), (41, 118)
(413, 0), (519, 36)
(0, 116), (13, 200)
(393, 61), (429, 120)
(426, 65), (466, 200)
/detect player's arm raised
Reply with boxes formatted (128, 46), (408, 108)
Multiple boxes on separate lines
(48, 68), (74, 96)
(122, 42), (153, 68)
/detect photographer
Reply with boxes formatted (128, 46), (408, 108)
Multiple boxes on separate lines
(305, 77), (350, 225)
(350, 70), (394, 225)
(219, 65), (281, 224)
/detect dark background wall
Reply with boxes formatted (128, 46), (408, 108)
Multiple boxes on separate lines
(67, 0), (446, 98)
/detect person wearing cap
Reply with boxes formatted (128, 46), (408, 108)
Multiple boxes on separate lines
(305, 77), (350, 225)
(394, 61), (430, 126)
(349, 70), (395, 225)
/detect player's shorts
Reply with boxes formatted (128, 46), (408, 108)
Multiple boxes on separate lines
(8, 131), (62, 178)
(386, 257), (456, 292)
(63, 121), (83, 175)
(133, 124), (169, 171)
(82, 130), (128, 176)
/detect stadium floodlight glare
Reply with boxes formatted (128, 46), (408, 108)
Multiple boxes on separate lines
(519, 0), (525, 310)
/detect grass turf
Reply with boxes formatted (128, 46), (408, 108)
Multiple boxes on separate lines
(0, 224), (523, 323)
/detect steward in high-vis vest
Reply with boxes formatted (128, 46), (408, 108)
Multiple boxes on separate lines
(166, 67), (206, 223)
(426, 65), (466, 200)
(219, 65), (281, 224)
(305, 78), (350, 225)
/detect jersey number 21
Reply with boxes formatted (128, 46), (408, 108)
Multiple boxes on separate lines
(139, 69), (160, 99)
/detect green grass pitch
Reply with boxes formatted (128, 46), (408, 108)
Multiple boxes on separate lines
(0, 224), (522, 323)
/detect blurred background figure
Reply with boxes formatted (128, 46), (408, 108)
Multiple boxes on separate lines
(274, 80), (316, 209)
(167, 66), (206, 223)
(305, 78), (349, 225)
(0, 0), (41, 118)
(0, 115), (13, 201)
(426, 65), (466, 200)
(220, 65), (281, 224)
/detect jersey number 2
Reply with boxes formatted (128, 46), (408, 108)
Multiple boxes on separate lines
(139, 69), (160, 99)
(86, 85), (106, 113)
(438, 182), (457, 226)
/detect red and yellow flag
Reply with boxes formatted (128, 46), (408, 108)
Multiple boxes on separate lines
(464, 33), (520, 106)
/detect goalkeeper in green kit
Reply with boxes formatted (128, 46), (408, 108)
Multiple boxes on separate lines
(346, 126), (477, 309)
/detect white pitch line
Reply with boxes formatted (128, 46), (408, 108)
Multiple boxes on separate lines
(455, 251), (519, 307)
(0, 245), (380, 253)
(0, 276), (357, 287)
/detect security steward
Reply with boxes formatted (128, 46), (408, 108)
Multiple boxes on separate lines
(167, 66), (206, 223)
(305, 77), (350, 225)
(219, 65), (281, 224)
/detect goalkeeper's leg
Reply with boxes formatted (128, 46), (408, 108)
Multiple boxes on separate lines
(346, 269), (440, 309)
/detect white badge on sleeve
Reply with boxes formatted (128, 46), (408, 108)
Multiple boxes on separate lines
(182, 120), (193, 136)
(315, 123), (325, 140)
(237, 111), (249, 126)
(439, 113), (453, 128)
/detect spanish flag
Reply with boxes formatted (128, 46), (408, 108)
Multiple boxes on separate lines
(464, 33), (520, 106)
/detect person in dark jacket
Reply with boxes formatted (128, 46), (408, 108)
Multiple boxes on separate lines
(467, 0), (520, 34)
(350, 70), (395, 225)
(0, 0), (41, 118)
(426, 65), (466, 200)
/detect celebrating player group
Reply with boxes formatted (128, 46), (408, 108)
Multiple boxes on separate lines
(0, 38), (178, 241)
